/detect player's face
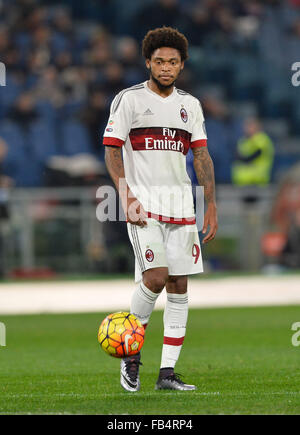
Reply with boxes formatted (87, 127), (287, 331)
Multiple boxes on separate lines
(146, 47), (184, 89)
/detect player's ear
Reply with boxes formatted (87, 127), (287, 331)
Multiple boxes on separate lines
(145, 59), (151, 70)
(180, 62), (184, 71)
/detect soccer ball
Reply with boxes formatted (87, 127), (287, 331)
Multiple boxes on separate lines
(98, 312), (145, 358)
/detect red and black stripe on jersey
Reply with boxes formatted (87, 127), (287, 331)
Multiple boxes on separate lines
(128, 127), (206, 155)
(103, 127), (207, 150)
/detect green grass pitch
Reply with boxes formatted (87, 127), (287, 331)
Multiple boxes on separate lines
(0, 306), (300, 415)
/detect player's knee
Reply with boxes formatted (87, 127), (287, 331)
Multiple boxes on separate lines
(143, 269), (168, 293)
(167, 275), (188, 294)
(151, 276), (167, 292)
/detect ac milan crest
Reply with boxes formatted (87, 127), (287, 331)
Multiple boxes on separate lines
(145, 249), (154, 262)
(180, 107), (188, 123)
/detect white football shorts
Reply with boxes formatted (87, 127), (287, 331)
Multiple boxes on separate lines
(127, 218), (203, 283)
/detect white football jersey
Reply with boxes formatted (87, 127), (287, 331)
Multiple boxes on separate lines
(103, 81), (207, 223)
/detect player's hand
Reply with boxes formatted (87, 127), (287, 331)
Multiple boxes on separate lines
(126, 196), (148, 228)
(202, 202), (218, 243)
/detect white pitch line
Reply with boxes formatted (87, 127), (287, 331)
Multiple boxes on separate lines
(0, 275), (300, 315)
(1, 391), (300, 399)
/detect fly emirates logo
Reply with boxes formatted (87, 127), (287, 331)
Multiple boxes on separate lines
(145, 128), (185, 152)
(129, 127), (191, 154)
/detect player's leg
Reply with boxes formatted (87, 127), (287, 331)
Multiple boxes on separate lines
(121, 220), (168, 392)
(155, 275), (196, 391)
(160, 275), (188, 371)
(131, 267), (169, 328)
(127, 219), (169, 329)
(121, 267), (168, 392)
(155, 223), (202, 391)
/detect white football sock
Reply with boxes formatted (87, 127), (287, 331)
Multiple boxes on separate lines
(130, 281), (160, 328)
(160, 292), (188, 369)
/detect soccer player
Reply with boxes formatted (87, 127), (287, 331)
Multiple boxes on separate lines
(103, 27), (218, 391)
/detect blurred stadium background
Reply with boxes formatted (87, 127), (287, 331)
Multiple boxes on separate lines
(0, 0), (300, 312)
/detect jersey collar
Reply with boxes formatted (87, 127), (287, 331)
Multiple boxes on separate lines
(144, 81), (177, 103)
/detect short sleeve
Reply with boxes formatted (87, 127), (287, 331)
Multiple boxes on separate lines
(190, 100), (207, 148)
(103, 92), (133, 147)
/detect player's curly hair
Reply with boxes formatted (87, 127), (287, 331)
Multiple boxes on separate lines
(142, 27), (188, 61)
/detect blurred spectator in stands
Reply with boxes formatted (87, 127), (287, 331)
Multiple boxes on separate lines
(79, 86), (108, 157)
(131, 0), (186, 40)
(103, 61), (126, 97)
(0, 138), (14, 189)
(291, 16), (300, 36)
(267, 161), (300, 267)
(286, 17), (300, 67)
(31, 25), (52, 52)
(0, 138), (14, 278)
(115, 37), (146, 86)
(184, 5), (214, 46)
(216, 6), (236, 37)
(54, 50), (73, 72)
(0, 25), (10, 55)
(264, 0), (281, 6)
(115, 37), (138, 67)
(176, 68), (194, 93)
(0, 0), (298, 189)
(8, 92), (39, 130)
(51, 6), (74, 43)
(231, 117), (274, 186)
(201, 92), (242, 183)
(2, 45), (22, 76)
(59, 65), (90, 113)
(0, 24), (23, 79)
(32, 65), (65, 109)
(289, 0), (300, 6)
(205, 5), (236, 49)
(25, 48), (51, 90)
(84, 29), (112, 68)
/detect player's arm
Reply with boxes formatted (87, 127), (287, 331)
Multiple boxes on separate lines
(104, 146), (147, 228)
(104, 145), (126, 195)
(103, 92), (147, 227)
(192, 146), (218, 243)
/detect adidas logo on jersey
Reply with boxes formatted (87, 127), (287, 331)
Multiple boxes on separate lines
(143, 108), (154, 115)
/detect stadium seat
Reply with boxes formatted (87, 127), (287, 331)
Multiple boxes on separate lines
(201, 45), (235, 86)
(0, 121), (26, 158)
(0, 121), (27, 184)
(61, 120), (93, 156)
(35, 101), (57, 123)
(231, 102), (258, 119)
(0, 77), (22, 116)
(0, 120), (54, 186)
(204, 119), (234, 183)
(263, 119), (290, 143)
(51, 32), (71, 55)
(231, 55), (261, 101)
(272, 152), (299, 182)
(16, 156), (45, 187)
(290, 97), (300, 134)
(29, 120), (58, 163)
